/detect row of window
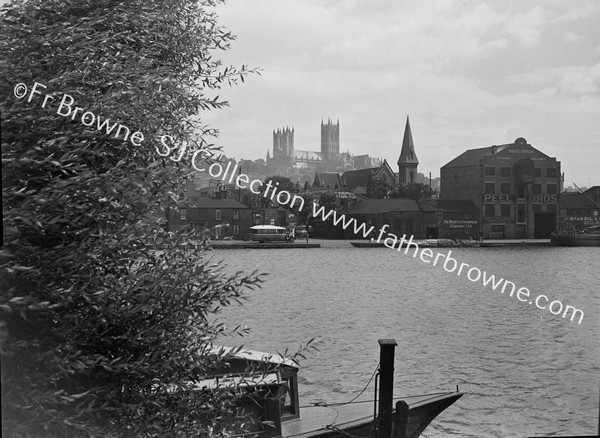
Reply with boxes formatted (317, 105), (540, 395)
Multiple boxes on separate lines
(484, 182), (557, 195)
(484, 203), (557, 219)
(179, 209), (240, 221)
(484, 166), (558, 178)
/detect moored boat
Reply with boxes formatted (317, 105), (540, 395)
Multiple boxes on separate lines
(551, 225), (600, 247)
(209, 339), (463, 437)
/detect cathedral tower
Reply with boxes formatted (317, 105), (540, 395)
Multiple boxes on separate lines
(397, 116), (419, 185)
(321, 118), (340, 161)
(272, 126), (294, 161)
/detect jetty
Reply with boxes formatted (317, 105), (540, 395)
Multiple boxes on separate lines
(207, 241), (320, 249)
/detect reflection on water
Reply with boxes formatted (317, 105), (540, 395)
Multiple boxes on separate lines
(214, 242), (599, 437)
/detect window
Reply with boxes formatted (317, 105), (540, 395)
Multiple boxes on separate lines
(233, 225), (239, 235)
(547, 204), (557, 212)
(500, 204), (511, 217)
(485, 183), (495, 194)
(484, 204), (495, 217)
(517, 204), (525, 222)
(532, 204), (542, 212)
(233, 209), (239, 219)
(179, 208), (187, 220)
(484, 167), (495, 176)
(501, 183), (511, 194)
(534, 167), (542, 177)
(500, 167), (511, 177)
(532, 184), (542, 195)
(547, 184), (557, 194)
(215, 209), (222, 220)
(547, 167), (557, 178)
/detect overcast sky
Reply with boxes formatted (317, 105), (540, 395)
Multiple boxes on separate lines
(202, 0), (600, 187)
(3, 0), (598, 186)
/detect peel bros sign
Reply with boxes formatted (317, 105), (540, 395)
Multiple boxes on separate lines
(483, 193), (557, 203)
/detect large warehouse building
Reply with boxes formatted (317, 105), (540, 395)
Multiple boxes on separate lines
(440, 137), (561, 239)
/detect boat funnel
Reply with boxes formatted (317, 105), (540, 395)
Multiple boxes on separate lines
(377, 338), (397, 438)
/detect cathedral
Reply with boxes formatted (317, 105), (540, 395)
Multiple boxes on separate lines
(267, 119), (380, 171)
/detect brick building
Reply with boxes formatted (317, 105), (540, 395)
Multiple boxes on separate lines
(419, 199), (480, 239)
(167, 196), (252, 239)
(441, 137), (561, 238)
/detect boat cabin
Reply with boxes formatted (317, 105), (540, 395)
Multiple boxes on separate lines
(205, 347), (300, 437)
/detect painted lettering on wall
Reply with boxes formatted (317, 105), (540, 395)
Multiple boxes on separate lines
(483, 194), (515, 202)
(530, 194), (557, 203)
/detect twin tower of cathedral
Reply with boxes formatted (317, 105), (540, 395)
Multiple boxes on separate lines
(267, 117), (419, 184)
(270, 119), (340, 163)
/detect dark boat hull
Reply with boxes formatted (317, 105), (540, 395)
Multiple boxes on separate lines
(282, 392), (463, 438)
(551, 233), (600, 247)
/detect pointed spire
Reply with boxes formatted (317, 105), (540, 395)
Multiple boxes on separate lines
(397, 115), (418, 165)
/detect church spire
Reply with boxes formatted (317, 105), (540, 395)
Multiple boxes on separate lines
(397, 115), (418, 165)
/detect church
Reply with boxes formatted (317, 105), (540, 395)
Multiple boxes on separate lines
(266, 119), (380, 172)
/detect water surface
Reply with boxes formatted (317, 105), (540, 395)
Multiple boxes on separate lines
(213, 241), (599, 437)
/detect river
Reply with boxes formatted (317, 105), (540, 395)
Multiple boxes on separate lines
(212, 240), (599, 437)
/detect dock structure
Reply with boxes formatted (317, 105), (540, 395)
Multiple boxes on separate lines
(207, 242), (320, 249)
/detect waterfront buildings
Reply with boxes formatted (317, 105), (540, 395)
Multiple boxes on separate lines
(167, 194), (252, 238)
(440, 137), (561, 239)
(559, 186), (600, 231)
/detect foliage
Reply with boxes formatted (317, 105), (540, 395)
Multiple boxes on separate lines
(263, 175), (295, 194)
(0, 0), (265, 436)
(367, 175), (392, 199)
(296, 194), (314, 224)
(237, 159), (267, 180)
(318, 192), (338, 212)
(389, 182), (432, 200)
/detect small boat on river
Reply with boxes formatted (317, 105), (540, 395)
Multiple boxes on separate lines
(551, 225), (600, 247)
(207, 339), (463, 437)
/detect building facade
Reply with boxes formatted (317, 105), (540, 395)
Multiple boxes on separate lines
(167, 196), (252, 239)
(559, 186), (600, 231)
(441, 137), (561, 239)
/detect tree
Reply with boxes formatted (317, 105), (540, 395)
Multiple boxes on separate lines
(263, 175), (295, 194)
(390, 182), (432, 200)
(296, 194), (314, 224)
(318, 192), (338, 212)
(0, 0), (263, 436)
(367, 175), (392, 199)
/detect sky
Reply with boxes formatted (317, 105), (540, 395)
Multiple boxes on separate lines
(2, 0), (598, 186)
(201, 0), (600, 187)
